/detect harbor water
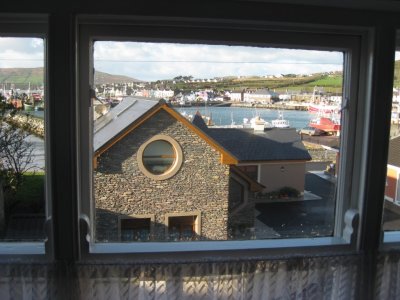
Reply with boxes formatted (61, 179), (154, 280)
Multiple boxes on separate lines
(176, 106), (314, 129)
(25, 104), (314, 129)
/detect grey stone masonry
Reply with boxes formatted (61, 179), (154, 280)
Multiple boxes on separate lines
(95, 110), (231, 241)
(7, 114), (44, 138)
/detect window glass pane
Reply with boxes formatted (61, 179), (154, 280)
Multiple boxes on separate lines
(143, 140), (175, 174)
(0, 37), (46, 241)
(168, 216), (196, 241)
(92, 41), (343, 242)
(121, 218), (151, 241)
(383, 50), (400, 232)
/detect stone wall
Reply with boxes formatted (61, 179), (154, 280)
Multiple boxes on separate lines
(95, 110), (231, 241)
(6, 114), (44, 137)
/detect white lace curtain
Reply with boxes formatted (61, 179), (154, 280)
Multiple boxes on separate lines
(0, 255), (367, 299)
(375, 253), (400, 300)
(77, 257), (360, 300)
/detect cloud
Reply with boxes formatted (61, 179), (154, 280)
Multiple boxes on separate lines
(94, 41), (343, 81)
(0, 37), (44, 68)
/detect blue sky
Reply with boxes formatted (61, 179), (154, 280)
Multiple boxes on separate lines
(5, 38), (400, 82)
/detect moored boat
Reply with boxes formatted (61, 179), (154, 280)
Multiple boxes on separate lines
(309, 116), (341, 134)
(271, 111), (290, 128)
(249, 116), (272, 130)
(308, 104), (340, 115)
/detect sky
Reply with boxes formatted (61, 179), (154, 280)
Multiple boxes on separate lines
(0, 37), (44, 68)
(2, 37), (400, 82)
(94, 41), (344, 82)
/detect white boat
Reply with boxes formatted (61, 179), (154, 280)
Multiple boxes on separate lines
(248, 116), (272, 130)
(271, 111), (290, 128)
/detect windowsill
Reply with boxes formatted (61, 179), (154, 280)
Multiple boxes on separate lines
(90, 237), (347, 254)
(0, 242), (45, 255)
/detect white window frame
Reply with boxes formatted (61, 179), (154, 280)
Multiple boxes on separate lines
(77, 16), (371, 258)
(0, 15), (49, 257)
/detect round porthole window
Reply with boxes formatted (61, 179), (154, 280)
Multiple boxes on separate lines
(138, 135), (183, 180)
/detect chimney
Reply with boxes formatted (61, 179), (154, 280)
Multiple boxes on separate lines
(253, 116), (265, 131)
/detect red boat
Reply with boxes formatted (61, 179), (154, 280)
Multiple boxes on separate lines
(309, 116), (341, 134)
(308, 104), (340, 115)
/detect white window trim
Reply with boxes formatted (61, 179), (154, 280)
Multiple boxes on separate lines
(90, 237), (347, 254)
(77, 16), (370, 257)
(0, 16), (49, 257)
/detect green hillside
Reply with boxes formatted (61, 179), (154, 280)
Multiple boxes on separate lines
(6, 60), (400, 92)
(0, 68), (141, 89)
(94, 71), (142, 85)
(0, 68), (43, 89)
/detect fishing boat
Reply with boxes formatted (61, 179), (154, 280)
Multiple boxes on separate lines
(308, 104), (340, 115)
(271, 111), (290, 128)
(309, 116), (341, 134)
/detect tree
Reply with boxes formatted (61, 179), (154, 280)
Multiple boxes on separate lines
(0, 106), (34, 192)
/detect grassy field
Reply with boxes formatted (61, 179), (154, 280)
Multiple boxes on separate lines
(7, 172), (45, 214)
(172, 74), (343, 93)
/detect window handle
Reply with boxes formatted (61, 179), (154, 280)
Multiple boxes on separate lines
(340, 97), (349, 113)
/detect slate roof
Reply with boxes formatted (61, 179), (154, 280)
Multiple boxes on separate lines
(93, 97), (159, 151)
(206, 127), (312, 162)
(388, 135), (400, 167)
(192, 111), (209, 132)
(190, 112), (310, 162)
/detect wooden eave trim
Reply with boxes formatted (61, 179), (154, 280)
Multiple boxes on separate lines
(94, 102), (238, 165)
(162, 105), (238, 165)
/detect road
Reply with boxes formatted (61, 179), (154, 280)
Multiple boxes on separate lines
(26, 135), (45, 171)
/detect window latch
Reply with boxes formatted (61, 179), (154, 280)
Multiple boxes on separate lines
(340, 97), (349, 112)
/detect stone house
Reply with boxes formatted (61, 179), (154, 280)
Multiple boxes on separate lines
(93, 97), (310, 242)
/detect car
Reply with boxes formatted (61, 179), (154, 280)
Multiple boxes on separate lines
(299, 126), (327, 136)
